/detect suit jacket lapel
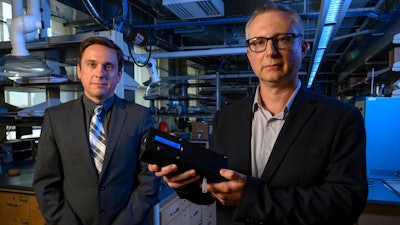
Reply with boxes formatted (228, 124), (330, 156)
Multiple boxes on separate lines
(66, 97), (98, 176)
(261, 87), (317, 182)
(240, 99), (255, 175)
(100, 97), (127, 175)
(223, 98), (254, 175)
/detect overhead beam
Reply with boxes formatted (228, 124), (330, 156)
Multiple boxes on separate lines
(138, 47), (247, 59)
(339, 8), (400, 80)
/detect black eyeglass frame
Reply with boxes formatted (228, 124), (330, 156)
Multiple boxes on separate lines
(246, 33), (303, 52)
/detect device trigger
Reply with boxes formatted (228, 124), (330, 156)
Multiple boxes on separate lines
(202, 177), (208, 193)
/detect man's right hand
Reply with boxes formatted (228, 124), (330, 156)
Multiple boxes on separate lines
(148, 164), (201, 189)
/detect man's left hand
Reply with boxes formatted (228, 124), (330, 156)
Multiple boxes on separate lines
(207, 169), (247, 206)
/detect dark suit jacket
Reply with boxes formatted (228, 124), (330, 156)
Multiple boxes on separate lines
(177, 86), (368, 225)
(33, 95), (160, 225)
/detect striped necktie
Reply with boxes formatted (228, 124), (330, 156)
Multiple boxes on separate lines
(89, 105), (106, 174)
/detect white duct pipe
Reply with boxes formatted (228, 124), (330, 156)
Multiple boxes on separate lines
(12, 0), (23, 16)
(7, 0), (42, 56)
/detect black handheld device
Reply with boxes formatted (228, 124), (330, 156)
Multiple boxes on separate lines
(140, 128), (228, 183)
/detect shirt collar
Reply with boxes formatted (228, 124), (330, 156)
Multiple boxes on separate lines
(252, 79), (301, 115)
(83, 94), (115, 114)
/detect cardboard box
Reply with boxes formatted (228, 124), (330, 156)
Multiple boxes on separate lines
(191, 122), (210, 140)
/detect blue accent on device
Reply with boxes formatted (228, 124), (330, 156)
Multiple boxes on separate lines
(155, 135), (181, 150)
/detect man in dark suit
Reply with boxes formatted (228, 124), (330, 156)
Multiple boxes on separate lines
(149, 4), (368, 225)
(33, 36), (160, 225)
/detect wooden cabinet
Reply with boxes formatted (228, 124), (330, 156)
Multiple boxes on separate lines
(0, 186), (216, 225)
(0, 191), (45, 225)
(28, 195), (46, 225)
(152, 193), (216, 225)
(357, 204), (400, 225)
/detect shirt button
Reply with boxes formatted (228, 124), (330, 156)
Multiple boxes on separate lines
(100, 186), (106, 191)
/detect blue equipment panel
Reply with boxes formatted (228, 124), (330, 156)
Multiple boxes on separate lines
(364, 97), (400, 179)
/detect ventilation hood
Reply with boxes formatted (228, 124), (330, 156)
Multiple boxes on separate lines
(162, 0), (224, 20)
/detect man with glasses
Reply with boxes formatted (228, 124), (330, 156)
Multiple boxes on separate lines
(149, 4), (367, 225)
(246, 33), (303, 53)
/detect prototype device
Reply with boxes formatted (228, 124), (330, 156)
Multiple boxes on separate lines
(140, 128), (228, 183)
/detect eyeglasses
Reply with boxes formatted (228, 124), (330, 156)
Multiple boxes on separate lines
(246, 33), (302, 52)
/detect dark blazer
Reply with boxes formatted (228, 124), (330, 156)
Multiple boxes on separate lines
(177, 86), (368, 225)
(33, 95), (160, 225)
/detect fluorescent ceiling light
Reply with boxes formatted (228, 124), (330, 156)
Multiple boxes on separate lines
(308, 61), (321, 87)
(318, 25), (334, 49)
(314, 49), (326, 63)
(326, 0), (342, 23)
(308, 72), (316, 87)
(307, 0), (345, 88)
(308, 72), (317, 87)
(311, 62), (321, 73)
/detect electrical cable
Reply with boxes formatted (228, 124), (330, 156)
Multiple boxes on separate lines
(117, 0), (128, 32)
(127, 41), (151, 68)
(127, 0), (153, 68)
(80, 0), (113, 30)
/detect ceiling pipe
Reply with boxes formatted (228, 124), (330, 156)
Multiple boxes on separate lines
(138, 47), (247, 59)
(333, 29), (373, 41)
(133, 9), (388, 31)
(134, 17), (250, 30)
